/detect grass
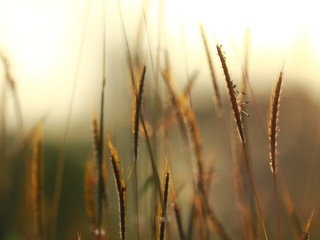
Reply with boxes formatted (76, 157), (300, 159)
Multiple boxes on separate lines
(0, 6), (320, 240)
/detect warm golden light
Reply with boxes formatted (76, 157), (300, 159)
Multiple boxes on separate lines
(0, 0), (320, 127)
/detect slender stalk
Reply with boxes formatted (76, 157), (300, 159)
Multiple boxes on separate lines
(159, 165), (170, 240)
(268, 70), (283, 240)
(200, 25), (253, 239)
(31, 125), (43, 240)
(216, 43), (268, 240)
(51, 2), (90, 237)
(108, 137), (126, 240)
(132, 65), (146, 240)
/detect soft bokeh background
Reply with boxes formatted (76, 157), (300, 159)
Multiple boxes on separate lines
(0, 0), (320, 239)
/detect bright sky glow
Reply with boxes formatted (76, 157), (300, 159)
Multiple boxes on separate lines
(0, 0), (319, 131)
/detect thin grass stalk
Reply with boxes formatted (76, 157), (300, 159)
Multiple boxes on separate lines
(162, 55), (196, 189)
(216, 43), (268, 240)
(169, 179), (186, 240)
(84, 157), (98, 232)
(0, 86), (7, 187)
(280, 173), (302, 238)
(141, 115), (162, 200)
(118, 4), (162, 236)
(133, 0), (150, 67)
(97, 41), (107, 238)
(158, 164), (170, 240)
(162, 61), (190, 153)
(172, 198), (186, 240)
(301, 104), (320, 213)
(184, 104), (205, 194)
(268, 70), (283, 240)
(51, 2), (90, 237)
(132, 65), (146, 239)
(0, 54), (24, 135)
(199, 25), (222, 111)
(200, 26), (253, 239)
(301, 210), (315, 240)
(143, 12), (164, 201)
(239, 33), (258, 238)
(183, 98), (230, 239)
(31, 126), (43, 240)
(108, 137), (126, 240)
(117, 0), (136, 88)
(134, 66), (146, 162)
(162, 53), (228, 238)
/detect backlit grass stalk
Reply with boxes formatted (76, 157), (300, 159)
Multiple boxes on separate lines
(200, 26), (253, 239)
(301, 210), (315, 240)
(162, 55), (195, 189)
(268, 69), (283, 240)
(118, 3), (162, 235)
(216, 43), (268, 240)
(84, 157), (98, 232)
(108, 136), (126, 240)
(184, 102), (205, 194)
(280, 173), (302, 237)
(158, 163), (170, 240)
(0, 54), (24, 135)
(132, 65), (146, 239)
(169, 181), (186, 240)
(171, 196), (186, 240)
(183, 96), (230, 240)
(97, 47), (107, 238)
(51, 2), (91, 236)
(31, 125), (43, 240)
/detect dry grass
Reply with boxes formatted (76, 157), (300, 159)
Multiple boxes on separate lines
(1, 8), (320, 240)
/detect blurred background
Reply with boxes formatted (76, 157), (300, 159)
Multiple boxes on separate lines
(0, 0), (320, 239)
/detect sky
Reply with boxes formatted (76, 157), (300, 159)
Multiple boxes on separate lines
(0, 0), (320, 135)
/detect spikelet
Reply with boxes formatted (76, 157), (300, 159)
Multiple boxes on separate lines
(31, 125), (43, 240)
(84, 157), (98, 231)
(133, 65), (146, 162)
(108, 136), (126, 240)
(216, 44), (245, 143)
(92, 113), (100, 161)
(158, 162), (170, 240)
(268, 70), (283, 174)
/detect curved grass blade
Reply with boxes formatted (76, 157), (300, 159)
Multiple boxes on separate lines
(108, 136), (126, 240)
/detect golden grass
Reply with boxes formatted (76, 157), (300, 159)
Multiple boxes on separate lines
(31, 125), (43, 240)
(268, 69), (284, 240)
(158, 162), (170, 240)
(84, 157), (97, 232)
(216, 43), (268, 239)
(2, 10), (319, 240)
(108, 136), (126, 240)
